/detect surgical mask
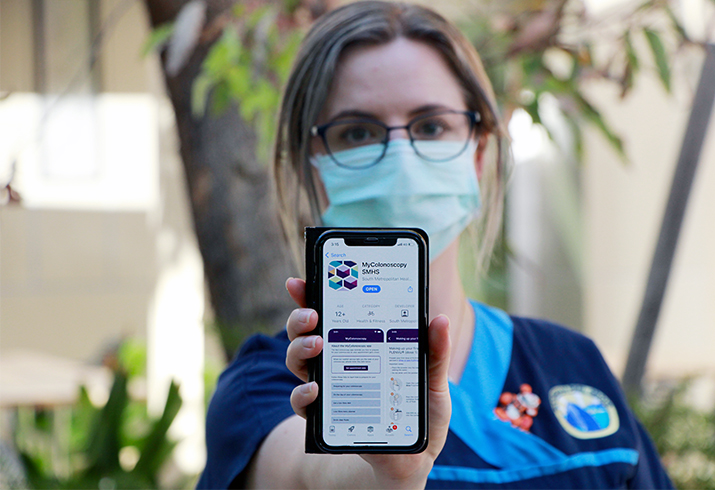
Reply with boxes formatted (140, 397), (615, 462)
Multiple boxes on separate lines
(311, 139), (481, 262)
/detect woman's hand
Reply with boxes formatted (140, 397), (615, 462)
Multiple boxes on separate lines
(284, 277), (452, 488)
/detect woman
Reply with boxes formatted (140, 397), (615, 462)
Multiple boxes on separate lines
(198, 2), (673, 488)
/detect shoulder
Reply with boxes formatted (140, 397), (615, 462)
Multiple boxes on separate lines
(198, 330), (299, 489)
(209, 328), (295, 421)
(508, 314), (606, 366)
(211, 330), (295, 408)
(470, 301), (605, 370)
(504, 313), (624, 402)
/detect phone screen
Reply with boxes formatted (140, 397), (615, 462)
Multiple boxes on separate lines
(320, 236), (422, 448)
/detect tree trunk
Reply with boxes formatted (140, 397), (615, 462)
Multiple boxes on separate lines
(143, 0), (297, 361)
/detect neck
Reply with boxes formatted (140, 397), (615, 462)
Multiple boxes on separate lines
(429, 240), (474, 383)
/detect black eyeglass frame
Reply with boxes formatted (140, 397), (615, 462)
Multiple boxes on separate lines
(310, 110), (482, 169)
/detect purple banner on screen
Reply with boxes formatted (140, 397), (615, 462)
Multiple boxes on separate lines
(328, 329), (384, 343)
(387, 329), (419, 342)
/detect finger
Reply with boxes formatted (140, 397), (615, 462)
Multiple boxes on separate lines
(428, 314), (451, 394)
(286, 308), (318, 342)
(290, 382), (318, 419)
(286, 335), (324, 381)
(425, 314), (452, 458)
(285, 277), (307, 308)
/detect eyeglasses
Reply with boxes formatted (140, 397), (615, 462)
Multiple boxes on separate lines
(310, 110), (481, 169)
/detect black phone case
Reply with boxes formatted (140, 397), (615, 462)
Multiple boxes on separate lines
(304, 227), (429, 454)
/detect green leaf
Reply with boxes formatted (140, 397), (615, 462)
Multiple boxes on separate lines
(19, 451), (60, 489)
(141, 23), (174, 57)
(70, 386), (98, 451)
(191, 73), (214, 117)
(521, 54), (544, 80)
(575, 93), (627, 161)
(131, 381), (182, 483)
(118, 339), (146, 379)
(620, 31), (640, 96)
(283, 0), (302, 14)
(85, 371), (128, 474)
(643, 28), (671, 92)
(565, 114), (584, 162)
(246, 5), (275, 30)
(663, 4), (688, 41)
(121, 400), (151, 446)
(524, 99), (542, 125)
(270, 31), (303, 83)
(204, 28), (242, 77)
(226, 65), (251, 99)
(210, 81), (231, 115)
(232, 3), (246, 18)
(624, 31), (640, 73)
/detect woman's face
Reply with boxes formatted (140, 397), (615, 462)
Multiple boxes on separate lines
(311, 37), (485, 201)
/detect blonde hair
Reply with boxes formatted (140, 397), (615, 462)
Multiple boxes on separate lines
(273, 1), (507, 273)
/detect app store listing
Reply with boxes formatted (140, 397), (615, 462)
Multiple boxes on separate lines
(322, 237), (420, 447)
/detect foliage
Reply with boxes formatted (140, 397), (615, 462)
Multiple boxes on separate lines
(141, 22), (175, 57)
(13, 341), (183, 489)
(191, 2), (305, 162)
(632, 382), (715, 489)
(461, 0), (696, 162)
(143, 1), (306, 163)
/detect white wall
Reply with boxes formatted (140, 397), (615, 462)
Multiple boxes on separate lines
(582, 46), (715, 384)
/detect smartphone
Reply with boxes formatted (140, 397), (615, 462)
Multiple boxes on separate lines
(304, 228), (429, 454)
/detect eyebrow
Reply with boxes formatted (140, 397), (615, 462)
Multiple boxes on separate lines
(326, 104), (456, 123)
(408, 104), (453, 116)
(327, 110), (378, 122)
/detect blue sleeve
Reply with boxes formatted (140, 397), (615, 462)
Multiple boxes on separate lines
(196, 331), (299, 489)
(628, 419), (674, 489)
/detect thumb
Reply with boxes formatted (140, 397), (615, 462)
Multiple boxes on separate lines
(428, 315), (451, 395)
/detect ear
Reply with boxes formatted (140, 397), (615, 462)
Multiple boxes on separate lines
(475, 133), (488, 180)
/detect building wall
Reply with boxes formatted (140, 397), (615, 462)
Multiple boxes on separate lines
(582, 46), (715, 384)
(1, 0), (207, 473)
(0, 0), (163, 362)
(1, 209), (155, 360)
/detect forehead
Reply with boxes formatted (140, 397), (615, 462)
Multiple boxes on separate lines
(321, 37), (467, 121)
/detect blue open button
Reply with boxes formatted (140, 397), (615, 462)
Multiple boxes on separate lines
(363, 285), (381, 293)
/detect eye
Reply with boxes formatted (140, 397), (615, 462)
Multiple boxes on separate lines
(341, 126), (370, 143)
(411, 117), (449, 139)
(333, 122), (383, 147)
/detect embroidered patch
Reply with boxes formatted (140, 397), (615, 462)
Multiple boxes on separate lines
(549, 384), (620, 439)
(494, 383), (541, 432)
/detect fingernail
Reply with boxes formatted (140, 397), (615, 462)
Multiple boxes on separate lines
(301, 382), (316, 394)
(285, 277), (295, 290)
(299, 309), (312, 324)
(302, 336), (316, 349)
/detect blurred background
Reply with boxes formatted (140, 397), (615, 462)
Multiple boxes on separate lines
(1, 0), (714, 487)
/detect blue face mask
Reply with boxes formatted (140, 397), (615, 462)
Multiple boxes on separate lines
(311, 139), (481, 262)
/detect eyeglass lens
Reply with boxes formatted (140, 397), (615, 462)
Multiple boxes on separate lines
(323, 112), (473, 168)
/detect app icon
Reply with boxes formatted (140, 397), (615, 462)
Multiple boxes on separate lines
(329, 261), (358, 290)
